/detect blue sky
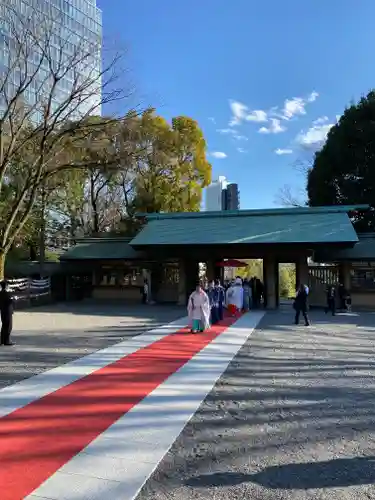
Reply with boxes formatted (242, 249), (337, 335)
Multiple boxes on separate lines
(97, 0), (375, 209)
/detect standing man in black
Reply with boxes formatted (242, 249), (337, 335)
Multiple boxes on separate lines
(338, 283), (347, 311)
(325, 285), (336, 316)
(294, 283), (310, 326)
(0, 280), (14, 346)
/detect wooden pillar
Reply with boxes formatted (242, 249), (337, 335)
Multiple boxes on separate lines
(206, 260), (223, 281)
(206, 260), (215, 281)
(65, 275), (70, 301)
(178, 259), (199, 305)
(215, 262), (224, 282)
(150, 262), (162, 303)
(339, 262), (351, 291)
(178, 260), (187, 306)
(296, 256), (309, 289)
(263, 256), (278, 309)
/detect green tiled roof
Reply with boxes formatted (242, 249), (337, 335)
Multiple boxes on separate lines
(60, 239), (147, 261)
(139, 204), (370, 220)
(130, 211), (359, 246)
(315, 233), (375, 261)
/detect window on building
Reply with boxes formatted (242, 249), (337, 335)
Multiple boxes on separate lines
(351, 263), (375, 291)
(98, 266), (143, 288)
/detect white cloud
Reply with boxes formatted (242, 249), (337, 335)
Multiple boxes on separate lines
(228, 90), (319, 129)
(209, 151), (227, 159)
(307, 91), (319, 102)
(217, 128), (248, 141)
(217, 128), (234, 134)
(312, 116), (329, 125)
(296, 121), (334, 149)
(281, 91), (319, 120)
(229, 100), (268, 126)
(208, 117), (216, 124)
(229, 100), (248, 126)
(282, 97), (306, 119)
(233, 134), (248, 141)
(258, 118), (286, 134)
(245, 110), (268, 122)
(237, 147), (248, 153)
(275, 148), (293, 155)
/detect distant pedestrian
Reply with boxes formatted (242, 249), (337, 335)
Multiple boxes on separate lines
(142, 279), (149, 304)
(293, 283), (310, 326)
(213, 279), (225, 322)
(251, 277), (259, 308)
(338, 283), (348, 310)
(206, 280), (216, 324)
(346, 292), (352, 312)
(325, 285), (336, 316)
(0, 280), (14, 346)
(242, 278), (252, 311)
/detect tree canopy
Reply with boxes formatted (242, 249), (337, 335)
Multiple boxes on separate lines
(131, 111), (211, 214)
(0, 4), (212, 275)
(307, 90), (375, 230)
(52, 110), (212, 238)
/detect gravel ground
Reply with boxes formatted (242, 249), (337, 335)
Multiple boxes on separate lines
(0, 302), (185, 389)
(137, 307), (375, 500)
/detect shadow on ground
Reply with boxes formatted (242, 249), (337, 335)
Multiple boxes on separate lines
(22, 299), (185, 317)
(136, 308), (375, 499)
(0, 303), (185, 389)
(186, 456), (375, 489)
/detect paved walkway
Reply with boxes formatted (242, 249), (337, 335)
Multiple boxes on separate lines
(137, 308), (375, 500)
(0, 303), (184, 388)
(0, 309), (264, 499)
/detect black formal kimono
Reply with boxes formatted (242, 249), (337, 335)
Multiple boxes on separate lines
(294, 287), (310, 326)
(0, 289), (14, 345)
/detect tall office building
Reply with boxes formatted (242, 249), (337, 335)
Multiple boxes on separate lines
(0, 0), (102, 119)
(222, 182), (240, 210)
(204, 175), (228, 211)
(204, 177), (240, 211)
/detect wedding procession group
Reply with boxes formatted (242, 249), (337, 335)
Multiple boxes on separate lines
(187, 277), (259, 333)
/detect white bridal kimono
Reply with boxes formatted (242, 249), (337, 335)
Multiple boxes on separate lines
(187, 290), (211, 330)
(226, 279), (244, 310)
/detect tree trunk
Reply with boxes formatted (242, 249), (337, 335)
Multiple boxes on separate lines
(39, 187), (47, 277)
(90, 173), (100, 234)
(0, 250), (6, 280)
(29, 244), (37, 260)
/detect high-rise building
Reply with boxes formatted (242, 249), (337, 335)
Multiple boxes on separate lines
(204, 175), (227, 211)
(222, 182), (240, 210)
(204, 177), (240, 211)
(0, 0), (102, 119)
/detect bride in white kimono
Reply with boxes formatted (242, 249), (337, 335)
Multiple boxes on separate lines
(187, 282), (211, 333)
(226, 277), (244, 315)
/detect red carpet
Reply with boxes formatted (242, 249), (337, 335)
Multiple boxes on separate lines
(0, 314), (239, 500)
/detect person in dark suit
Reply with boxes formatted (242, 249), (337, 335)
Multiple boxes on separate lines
(338, 283), (347, 311)
(294, 283), (310, 326)
(325, 285), (336, 316)
(0, 280), (14, 346)
(213, 279), (225, 321)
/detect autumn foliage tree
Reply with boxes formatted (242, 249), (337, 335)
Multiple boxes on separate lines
(131, 111), (212, 214)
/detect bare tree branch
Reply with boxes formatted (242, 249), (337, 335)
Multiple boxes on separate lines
(0, 3), (134, 272)
(274, 184), (306, 207)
